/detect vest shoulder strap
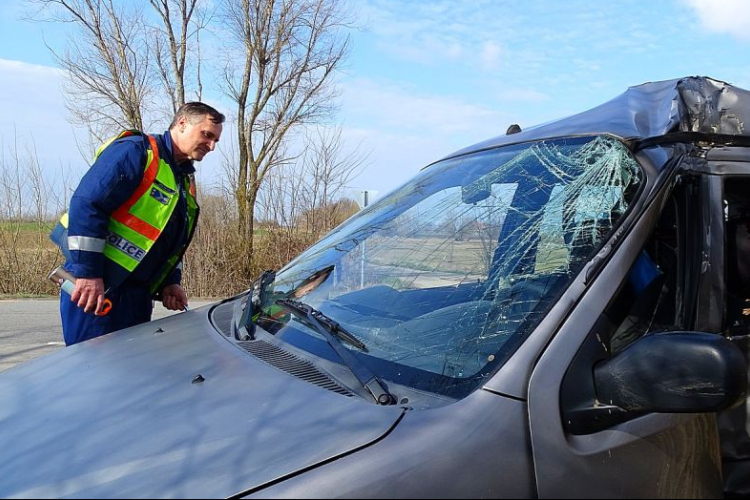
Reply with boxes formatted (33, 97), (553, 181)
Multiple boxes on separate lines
(93, 130), (148, 163)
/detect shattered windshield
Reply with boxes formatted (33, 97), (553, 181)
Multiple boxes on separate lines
(254, 135), (642, 399)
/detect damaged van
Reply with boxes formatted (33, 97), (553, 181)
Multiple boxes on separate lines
(2, 76), (750, 498)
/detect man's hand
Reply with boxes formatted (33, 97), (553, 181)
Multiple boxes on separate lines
(162, 284), (188, 311)
(71, 278), (106, 315)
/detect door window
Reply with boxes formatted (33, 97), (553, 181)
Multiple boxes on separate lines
(723, 178), (750, 334)
(719, 177), (750, 499)
(562, 176), (702, 432)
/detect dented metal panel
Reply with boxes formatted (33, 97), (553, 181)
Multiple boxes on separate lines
(447, 76), (750, 161)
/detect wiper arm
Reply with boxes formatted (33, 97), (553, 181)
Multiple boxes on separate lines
(253, 269), (277, 310)
(275, 298), (396, 406)
(237, 269), (276, 339)
(243, 270), (276, 326)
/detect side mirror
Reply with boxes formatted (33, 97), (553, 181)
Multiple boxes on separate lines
(595, 332), (748, 413)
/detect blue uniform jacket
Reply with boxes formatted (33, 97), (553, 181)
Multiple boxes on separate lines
(64, 131), (195, 291)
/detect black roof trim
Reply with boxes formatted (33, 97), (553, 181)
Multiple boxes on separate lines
(636, 132), (750, 151)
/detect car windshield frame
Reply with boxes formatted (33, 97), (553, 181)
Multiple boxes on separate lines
(252, 135), (645, 400)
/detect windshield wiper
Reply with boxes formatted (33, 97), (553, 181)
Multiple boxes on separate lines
(238, 269), (276, 339)
(275, 298), (396, 406)
(277, 298), (367, 351)
(253, 269), (277, 310)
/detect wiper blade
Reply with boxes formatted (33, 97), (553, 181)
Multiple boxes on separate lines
(275, 298), (396, 406)
(276, 298), (367, 351)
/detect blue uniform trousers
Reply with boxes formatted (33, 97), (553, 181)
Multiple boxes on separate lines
(60, 285), (154, 346)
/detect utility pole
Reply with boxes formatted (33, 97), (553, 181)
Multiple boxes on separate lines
(357, 190), (377, 288)
(356, 190), (377, 211)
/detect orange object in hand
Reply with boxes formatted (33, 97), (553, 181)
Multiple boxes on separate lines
(48, 267), (113, 317)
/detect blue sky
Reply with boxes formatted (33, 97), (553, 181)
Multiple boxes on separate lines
(2, 0), (750, 201)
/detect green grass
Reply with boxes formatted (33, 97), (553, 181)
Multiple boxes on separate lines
(0, 221), (56, 232)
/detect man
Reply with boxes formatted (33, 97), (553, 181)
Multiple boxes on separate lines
(52, 102), (224, 346)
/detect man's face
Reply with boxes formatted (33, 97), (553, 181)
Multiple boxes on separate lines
(173, 115), (222, 163)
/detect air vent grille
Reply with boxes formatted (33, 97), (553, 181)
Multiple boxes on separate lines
(238, 340), (354, 397)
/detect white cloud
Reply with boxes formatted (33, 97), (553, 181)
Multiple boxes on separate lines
(359, 0), (512, 73)
(0, 59), (91, 214)
(341, 78), (505, 136)
(0, 59), (87, 167)
(336, 77), (522, 194)
(682, 0), (750, 40)
(0, 60), (66, 111)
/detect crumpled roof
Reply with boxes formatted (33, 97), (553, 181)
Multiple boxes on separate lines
(448, 76), (750, 159)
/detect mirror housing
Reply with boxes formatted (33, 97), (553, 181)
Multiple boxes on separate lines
(595, 332), (748, 413)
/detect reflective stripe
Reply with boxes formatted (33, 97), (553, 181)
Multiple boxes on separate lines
(105, 231), (147, 262)
(176, 262), (183, 271)
(112, 214), (161, 241)
(94, 131), (162, 236)
(111, 136), (162, 241)
(68, 236), (105, 253)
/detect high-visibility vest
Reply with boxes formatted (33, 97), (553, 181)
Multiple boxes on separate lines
(55, 130), (199, 294)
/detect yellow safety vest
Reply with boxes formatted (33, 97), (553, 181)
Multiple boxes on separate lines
(58, 131), (199, 293)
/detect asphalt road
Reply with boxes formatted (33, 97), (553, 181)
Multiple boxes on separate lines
(0, 297), (215, 373)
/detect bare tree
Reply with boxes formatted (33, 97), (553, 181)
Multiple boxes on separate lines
(0, 134), (64, 295)
(30, 0), (207, 142)
(26, 0), (361, 289)
(220, 0), (353, 274)
(30, 0), (152, 142)
(148, 0), (209, 112)
(298, 127), (365, 235)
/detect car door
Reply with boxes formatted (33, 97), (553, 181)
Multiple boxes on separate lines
(707, 151), (750, 498)
(527, 162), (728, 498)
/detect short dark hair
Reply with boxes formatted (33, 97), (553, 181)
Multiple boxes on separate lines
(170, 102), (225, 129)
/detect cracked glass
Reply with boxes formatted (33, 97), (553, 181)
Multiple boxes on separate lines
(255, 135), (643, 399)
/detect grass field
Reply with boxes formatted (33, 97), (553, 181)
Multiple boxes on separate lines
(363, 234), (571, 290)
(0, 221), (55, 231)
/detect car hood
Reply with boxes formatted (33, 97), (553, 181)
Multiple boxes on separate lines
(0, 304), (405, 499)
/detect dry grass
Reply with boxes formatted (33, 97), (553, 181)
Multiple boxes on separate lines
(0, 220), (298, 299)
(0, 223), (64, 295)
(0, 209), (340, 300)
(1, 219), (569, 299)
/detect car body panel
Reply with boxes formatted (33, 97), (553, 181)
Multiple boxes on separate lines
(245, 389), (535, 499)
(0, 308), (404, 498)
